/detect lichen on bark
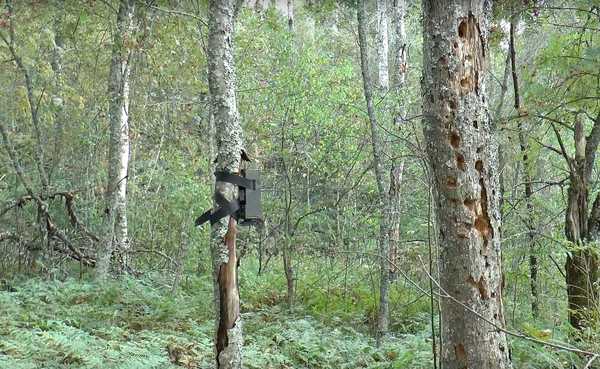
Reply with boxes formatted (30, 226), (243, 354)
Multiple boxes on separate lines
(422, 1), (512, 368)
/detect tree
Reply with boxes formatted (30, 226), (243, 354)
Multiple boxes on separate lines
(391, 0), (407, 94)
(96, 0), (136, 279)
(508, 5), (539, 318)
(207, 0), (244, 367)
(561, 113), (600, 330)
(357, 0), (391, 345)
(421, 1), (512, 367)
(376, 0), (389, 91)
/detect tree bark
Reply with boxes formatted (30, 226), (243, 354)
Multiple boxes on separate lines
(357, 0), (391, 345)
(96, 0), (135, 280)
(391, 0), (407, 92)
(391, 0), (407, 125)
(422, 1), (512, 368)
(207, 0), (244, 367)
(376, 0), (389, 91)
(388, 163), (404, 282)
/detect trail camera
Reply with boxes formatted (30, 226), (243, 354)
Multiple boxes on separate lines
(195, 169), (263, 228)
(238, 169), (262, 225)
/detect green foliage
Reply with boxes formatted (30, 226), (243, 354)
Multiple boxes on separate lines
(0, 277), (433, 369)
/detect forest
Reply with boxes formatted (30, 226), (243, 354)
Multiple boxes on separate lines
(0, 0), (599, 368)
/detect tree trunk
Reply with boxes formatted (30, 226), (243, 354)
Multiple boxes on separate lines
(422, 1), (512, 368)
(391, 0), (407, 91)
(49, 4), (65, 182)
(207, 1), (244, 367)
(508, 11), (538, 318)
(388, 163), (404, 282)
(283, 240), (295, 309)
(391, 0), (407, 125)
(565, 117), (600, 330)
(96, 0), (135, 280)
(357, 0), (391, 345)
(376, 0), (389, 91)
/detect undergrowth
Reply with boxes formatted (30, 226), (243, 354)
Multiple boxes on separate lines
(0, 264), (596, 369)
(0, 274), (432, 369)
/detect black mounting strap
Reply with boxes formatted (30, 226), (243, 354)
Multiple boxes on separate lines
(215, 171), (256, 190)
(195, 192), (240, 227)
(195, 172), (255, 227)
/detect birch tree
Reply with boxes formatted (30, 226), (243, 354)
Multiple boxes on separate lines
(207, 0), (244, 367)
(376, 0), (389, 91)
(96, 0), (135, 279)
(422, 1), (512, 367)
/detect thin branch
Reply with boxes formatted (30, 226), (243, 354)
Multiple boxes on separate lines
(550, 122), (575, 174)
(584, 354), (599, 369)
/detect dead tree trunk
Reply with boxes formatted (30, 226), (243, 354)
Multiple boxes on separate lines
(207, 0), (244, 367)
(508, 9), (539, 318)
(422, 1), (512, 367)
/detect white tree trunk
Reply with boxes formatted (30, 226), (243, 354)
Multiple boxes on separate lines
(376, 0), (389, 91)
(97, 0), (135, 280)
(207, 1), (244, 367)
(391, 0), (407, 90)
(422, 1), (512, 367)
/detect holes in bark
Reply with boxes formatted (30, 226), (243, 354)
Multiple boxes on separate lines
(467, 275), (489, 299)
(474, 216), (491, 239)
(439, 55), (448, 65)
(460, 77), (471, 89)
(473, 120), (478, 129)
(455, 343), (468, 367)
(464, 199), (476, 214)
(456, 153), (466, 171)
(458, 20), (468, 38)
(476, 146), (483, 154)
(475, 160), (484, 173)
(450, 132), (461, 148)
(453, 41), (459, 49)
(447, 177), (458, 188)
(449, 100), (457, 110)
(475, 177), (493, 243)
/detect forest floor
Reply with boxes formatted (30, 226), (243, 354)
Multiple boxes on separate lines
(0, 266), (592, 369)
(0, 272), (432, 369)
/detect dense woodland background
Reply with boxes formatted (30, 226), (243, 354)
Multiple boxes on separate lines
(1, 0), (600, 368)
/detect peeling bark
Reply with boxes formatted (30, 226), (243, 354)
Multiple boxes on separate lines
(207, 0), (244, 367)
(422, 1), (512, 368)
